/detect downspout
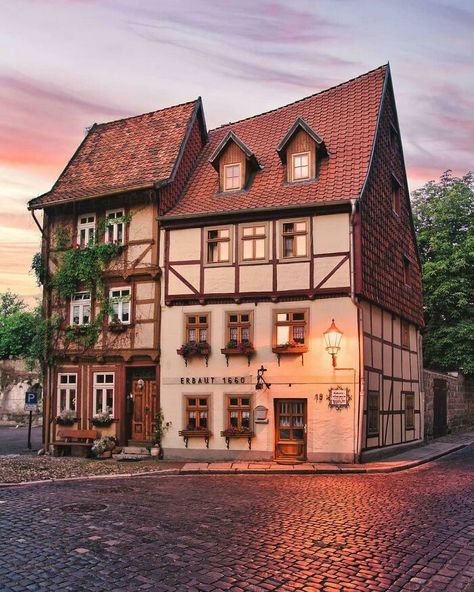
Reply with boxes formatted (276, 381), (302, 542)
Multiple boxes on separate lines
(349, 199), (365, 462)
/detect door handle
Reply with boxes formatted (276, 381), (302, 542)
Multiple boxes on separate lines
(304, 424), (307, 434)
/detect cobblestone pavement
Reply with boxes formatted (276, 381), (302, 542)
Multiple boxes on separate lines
(1, 447), (472, 592)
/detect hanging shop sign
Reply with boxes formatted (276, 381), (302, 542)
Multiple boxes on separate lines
(164, 376), (252, 386)
(327, 386), (351, 410)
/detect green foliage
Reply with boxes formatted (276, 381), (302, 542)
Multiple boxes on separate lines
(31, 252), (47, 286)
(51, 243), (122, 300)
(54, 226), (71, 251)
(412, 171), (474, 374)
(0, 291), (26, 316)
(0, 310), (37, 360)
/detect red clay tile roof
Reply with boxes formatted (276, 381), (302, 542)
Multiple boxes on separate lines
(164, 65), (387, 218)
(29, 99), (201, 209)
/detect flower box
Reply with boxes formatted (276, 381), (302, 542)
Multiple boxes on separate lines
(221, 342), (255, 366)
(56, 417), (75, 427)
(178, 429), (211, 448)
(177, 343), (211, 366)
(272, 345), (308, 354)
(221, 429), (254, 450)
(108, 322), (128, 334)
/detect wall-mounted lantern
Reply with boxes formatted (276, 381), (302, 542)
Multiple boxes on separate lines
(323, 319), (343, 367)
(255, 365), (271, 390)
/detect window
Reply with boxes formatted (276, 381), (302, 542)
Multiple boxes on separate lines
(77, 214), (95, 247)
(403, 256), (411, 286)
(71, 292), (91, 325)
(401, 320), (410, 349)
(241, 225), (266, 261)
(274, 310), (307, 347)
(367, 391), (380, 436)
(110, 287), (131, 324)
(57, 373), (77, 414)
(206, 227), (231, 264)
(281, 220), (308, 258)
(226, 396), (251, 431)
(185, 396), (209, 430)
(186, 314), (209, 344)
(227, 312), (252, 345)
(224, 163), (242, 191)
(292, 152), (310, 180)
(105, 209), (125, 245)
(392, 181), (401, 215)
(405, 392), (415, 430)
(93, 372), (115, 416)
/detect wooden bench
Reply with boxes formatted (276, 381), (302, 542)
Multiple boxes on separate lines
(52, 428), (99, 457)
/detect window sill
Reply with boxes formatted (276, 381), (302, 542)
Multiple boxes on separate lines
(220, 430), (254, 438)
(272, 346), (308, 354)
(179, 429), (211, 449)
(221, 348), (255, 356)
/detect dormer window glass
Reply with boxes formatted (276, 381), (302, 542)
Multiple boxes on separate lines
(77, 214), (95, 248)
(292, 152), (310, 180)
(282, 220), (308, 258)
(224, 164), (242, 191)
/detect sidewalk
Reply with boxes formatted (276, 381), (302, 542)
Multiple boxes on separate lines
(180, 430), (474, 475)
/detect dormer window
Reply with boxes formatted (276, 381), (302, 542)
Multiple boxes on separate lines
(277, 117), (328, 184)
(209, 131), (260, 194)
(292, 152), (310, 180)
(224, 163), (242, 191)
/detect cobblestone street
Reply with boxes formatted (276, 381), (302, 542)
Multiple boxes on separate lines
(1, 446), (472, 592)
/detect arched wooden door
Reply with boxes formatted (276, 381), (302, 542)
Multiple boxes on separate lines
(131, 379), (157, 442)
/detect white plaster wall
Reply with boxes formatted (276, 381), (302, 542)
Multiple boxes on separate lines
(313, 213), (350, 254)
(169, 228), (201, 261)
(160, 297), (360, 462)
(204, 267), (234, 294)
(277, 262), (310, 291)
(239, 265), (272, 293)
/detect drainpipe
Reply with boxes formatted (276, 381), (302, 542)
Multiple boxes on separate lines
(349, 199), (365, 462)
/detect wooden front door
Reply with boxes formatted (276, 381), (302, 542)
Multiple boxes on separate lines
(275, 399), (307, 461)
(131, 379), (157, 441)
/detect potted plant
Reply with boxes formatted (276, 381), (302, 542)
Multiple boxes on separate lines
(272, 340), (308, 354)
(56, 408), (76, 426)
(108, 315), (127, 333)
(151, 408), (171, 459)
(91, 435), (117, 459)
(91, 408), (113, 428)
(177, 341), (211, 365)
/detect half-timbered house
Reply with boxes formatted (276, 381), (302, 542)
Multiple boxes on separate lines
(28, 99), (207, 452)
(159, 65), (424, 462)
(30, 64), (423, 462)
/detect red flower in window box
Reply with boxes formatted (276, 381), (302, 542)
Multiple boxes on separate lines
(221, 340), (255, 356)
(177, 342), (211, 358)
(272, 340), (308, 354)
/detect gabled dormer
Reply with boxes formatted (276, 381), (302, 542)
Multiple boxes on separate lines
(277, 117), (327, 183)
(209, 131), (260, 193)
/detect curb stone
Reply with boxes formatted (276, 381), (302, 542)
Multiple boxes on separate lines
(0, 442), (470, 487)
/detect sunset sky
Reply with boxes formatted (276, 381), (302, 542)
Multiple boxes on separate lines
(1, 0), (472, 306)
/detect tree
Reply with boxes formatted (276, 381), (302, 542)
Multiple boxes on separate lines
(411, 171), (474, 375)
(0, 290), (25, 316)
(0, 292), (38, 361)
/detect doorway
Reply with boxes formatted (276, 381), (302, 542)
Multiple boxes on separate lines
(433, 379), (448, 437)
(274, 399), (307, 461)
(126, 367), (157, 444)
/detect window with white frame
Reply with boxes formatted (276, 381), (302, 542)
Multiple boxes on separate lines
(110, 287), (131, 324)
(71, 292), (91, 325)
(57, 374), (77, 414)
(105, 209), (125, 245)
(224, 163), (242, 191)
(77, 214), (95, 248)
(292, 152), (310, 180)
(93, 372), (115, 416)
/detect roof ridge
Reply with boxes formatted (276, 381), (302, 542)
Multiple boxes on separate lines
(209, 64), (388, 132)
(94, 97), (199, 129)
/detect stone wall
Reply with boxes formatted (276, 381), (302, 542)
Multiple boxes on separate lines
(423, 369), (474, 437)
(0, 360), (42, 424)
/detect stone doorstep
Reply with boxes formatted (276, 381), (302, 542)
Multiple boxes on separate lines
(121, 446), (150, 455)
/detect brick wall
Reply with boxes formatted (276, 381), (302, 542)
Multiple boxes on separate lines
(423, 369), (474, 437)
(359, 77), (424, 326)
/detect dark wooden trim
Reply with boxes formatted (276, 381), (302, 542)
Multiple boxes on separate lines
(314, 251), (350, 259)
(164, 229), (170, 302)
(314, 254), (349, 290)
(169, 259), (201, 265)
(272, 220), (277, 293)
(169, 266), (199, 295)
